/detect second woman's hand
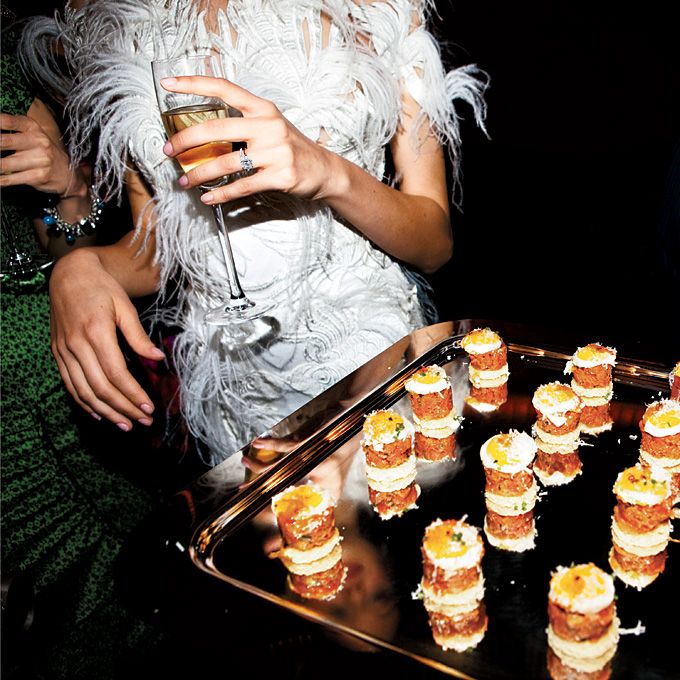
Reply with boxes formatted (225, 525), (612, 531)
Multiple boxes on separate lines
(0, 102), (87, 197)
(159, 75), (338, 205)
(49, 248), (165, 431)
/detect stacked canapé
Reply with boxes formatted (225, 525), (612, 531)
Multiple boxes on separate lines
(271, 483), (347, 600)
(670, 361), (680, 400)
(405, 364), (457, 462)
(532, 382), (583, 486)
(460, 328), (509, 412)
(564, 343), (617, 435)
(362, 409), (420, 519)
(479, 431), (538, 552)
(419, 518), (487, 652)
(638, 398), (680, 503)
(609, 464), (673, 589)
(547, 563), (619, 679)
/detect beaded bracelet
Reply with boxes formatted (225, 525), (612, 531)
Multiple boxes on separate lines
(42, 186), (105, 245)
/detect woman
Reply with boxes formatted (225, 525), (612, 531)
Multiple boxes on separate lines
(1, 3), (161, 678)
(27, 0), (487, 464)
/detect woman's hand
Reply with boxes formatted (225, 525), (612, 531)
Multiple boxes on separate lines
(158, 75), (452, 273)
(49, 248), (165, 430)
(0, 100), (88, 198)
(159, 75), (337, 206)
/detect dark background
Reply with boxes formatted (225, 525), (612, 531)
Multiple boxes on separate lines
(429, 0), (679, 363)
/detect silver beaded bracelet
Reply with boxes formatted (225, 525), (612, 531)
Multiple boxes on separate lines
(42, 186), (105, 245)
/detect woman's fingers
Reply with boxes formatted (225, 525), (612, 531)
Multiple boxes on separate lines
(164, 114), (268, 157)
(251, 436), (298, 454)
(59, 330), (151, 429)
(53, 350), (93, 416)
(0, 155), (50, 188)
(160, 75), (272, 116)
(56, 343), (135, 429)
(51, 300), (160, 428)
(160, 75), (330, 202)
(0, 112), (33, 132)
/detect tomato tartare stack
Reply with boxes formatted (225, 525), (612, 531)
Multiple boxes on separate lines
(532, 382), (583, 486)
(480, 431), (538, 552)
(547, 563), (619, 676)
(362, 409), (420, 519)
(670, 361), (680, 401)
(638, 399), (680, 503)
(609, 464), (672, 590)
(460, 327), (509, 412)
(564, 343), (616, 435)
(419, 518), (487, 652)
(405, 364), (458, 462)
(271, 483), (347, 601)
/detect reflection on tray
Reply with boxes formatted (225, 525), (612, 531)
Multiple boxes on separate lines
(186, 321), (676, 680)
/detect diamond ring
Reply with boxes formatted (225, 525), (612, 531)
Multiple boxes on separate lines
(239, 148), (254, 173)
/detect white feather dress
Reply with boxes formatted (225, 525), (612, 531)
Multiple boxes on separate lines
(23, 0), (487, 463)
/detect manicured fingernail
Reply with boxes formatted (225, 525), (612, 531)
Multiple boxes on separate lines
(90, 412), (102, 421)
(201, 192), (214, 204)
(160, 77), (177, 86)
(140, 403), (154, 415)
(138, 417), (153, 426)
(117, 422), (130, 432)
(178, 175), (188, 186)
(151, 347), (165, 359)
(163, 141), (173, 155)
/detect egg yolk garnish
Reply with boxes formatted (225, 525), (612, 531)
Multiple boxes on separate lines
(274, 485), (323, 519)
(412, 367), (443, 384)
(364, 411), (405, 438)
(552, 564), (608, 601)
(576, 344), (611, 362)
(616, 466), (666, 495)
(487, 434), (513, 466)
(462, 328), (499, 347)
(425, 523), (470, 559)
(647, 405), (680, 430)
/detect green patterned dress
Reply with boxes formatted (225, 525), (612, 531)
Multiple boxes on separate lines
(1, 21), (161, 680)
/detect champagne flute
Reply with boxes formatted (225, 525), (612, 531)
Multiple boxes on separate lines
(151, 53), (273, 332)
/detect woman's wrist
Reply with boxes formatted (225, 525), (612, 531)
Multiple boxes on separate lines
(43, 184), (105, 245)
(59, 172), (90, 200)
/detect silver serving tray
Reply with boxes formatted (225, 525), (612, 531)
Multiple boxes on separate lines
(177, 320), (675, 679)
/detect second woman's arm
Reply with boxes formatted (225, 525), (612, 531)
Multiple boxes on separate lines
(49, 168), (164, 429)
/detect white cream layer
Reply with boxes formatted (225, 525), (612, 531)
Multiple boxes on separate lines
(461, 328), (502, 354)
(480, 430), (536, 473)
(549, 565), (615, 614)
(405, 365), (451, 394)
(533, 382), (581, 419)
(613, 465), (671, 505)
(422, 520), (484, 572)
(643, 400), (680, 437)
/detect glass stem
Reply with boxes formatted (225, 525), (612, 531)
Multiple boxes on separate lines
(210, 202), (251, 305)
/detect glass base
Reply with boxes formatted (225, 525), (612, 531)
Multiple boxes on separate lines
(204, 299), (279, 349)
(1, 252), (53, 281)
(204, 298), (274, 326)
(212, 315), (280, 352)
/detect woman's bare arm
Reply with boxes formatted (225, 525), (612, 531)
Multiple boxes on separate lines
(49, 167), (164, 429)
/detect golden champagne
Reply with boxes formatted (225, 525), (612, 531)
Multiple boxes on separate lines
(161, 103), (232, 176)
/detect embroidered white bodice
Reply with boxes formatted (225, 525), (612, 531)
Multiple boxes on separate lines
(31, 0), (486, 463)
